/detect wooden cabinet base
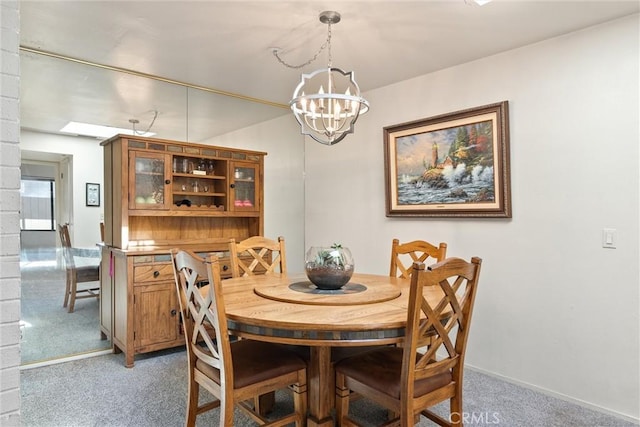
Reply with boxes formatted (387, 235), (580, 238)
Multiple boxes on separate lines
(113, 338), (185, 368)
(104, 244), (240, 367)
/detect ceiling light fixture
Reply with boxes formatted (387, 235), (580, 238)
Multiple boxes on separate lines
(465, 0), (493, 5)
(274, 11), (369, 146)
(60, 121), (155, 139)
(129, 110), (158, 136)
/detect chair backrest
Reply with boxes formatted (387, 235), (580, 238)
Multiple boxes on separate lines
(389, 238), (447, 279)
(229, 235), (287, 277)
(401, 257), (482, 403)
(171, 250), (235, 390)
(58, 223), (76, 271)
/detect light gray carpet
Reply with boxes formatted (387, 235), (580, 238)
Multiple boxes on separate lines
(20, 348), (637, 426)
(20, 252), (110, 364)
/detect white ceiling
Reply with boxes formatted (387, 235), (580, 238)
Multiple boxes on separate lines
(19, 1), (639, 143)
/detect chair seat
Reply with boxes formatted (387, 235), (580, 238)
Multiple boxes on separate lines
(74, 265), (100, 282)
(335, 347), (452, 399)
(196, 339), (307, 389)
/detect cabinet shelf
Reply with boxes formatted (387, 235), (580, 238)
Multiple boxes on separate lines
(127, 209), (260, 217)
(173, 191), (225, 197)
(174, 204), (225, 211)
(172, 173), (225, 180)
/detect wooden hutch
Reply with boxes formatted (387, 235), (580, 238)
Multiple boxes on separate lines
(100, 135), (265, 367)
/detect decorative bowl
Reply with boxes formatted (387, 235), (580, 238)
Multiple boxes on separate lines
(305, 245), (354, 290)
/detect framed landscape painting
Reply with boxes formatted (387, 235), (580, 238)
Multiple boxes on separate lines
(384, 101), (511, 218)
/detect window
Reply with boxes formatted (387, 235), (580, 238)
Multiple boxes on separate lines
(20, 178), (55, 231)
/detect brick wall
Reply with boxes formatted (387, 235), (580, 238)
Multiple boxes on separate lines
(0, 1), (21, 425)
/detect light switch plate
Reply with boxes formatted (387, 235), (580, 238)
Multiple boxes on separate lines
(602, 228), (616, 249)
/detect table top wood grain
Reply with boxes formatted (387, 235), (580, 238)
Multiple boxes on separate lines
(223, 272), (445, 346)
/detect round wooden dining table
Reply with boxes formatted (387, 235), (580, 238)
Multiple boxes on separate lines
(221, 272), (445, 427)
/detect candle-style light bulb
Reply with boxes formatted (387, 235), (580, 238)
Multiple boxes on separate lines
(318, 86), (325, 109)
(300, 91), (307, 112)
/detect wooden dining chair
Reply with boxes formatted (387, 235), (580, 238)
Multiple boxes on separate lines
(335, 257), (482, 427)
(389, 238), (448, 279)
(229, 235), (287, 277)
(171, 249), (308, 426)
(58, 223), (100, 313)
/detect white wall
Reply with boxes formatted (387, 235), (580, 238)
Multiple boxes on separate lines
(20, 131), (104, 249)
(305, 15), (639, 421)
(205, 115), (306, 273)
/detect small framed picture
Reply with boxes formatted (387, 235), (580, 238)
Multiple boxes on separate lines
(86, 183), (100, 207)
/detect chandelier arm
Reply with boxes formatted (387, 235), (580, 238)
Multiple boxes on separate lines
(303, 113), (319, 135)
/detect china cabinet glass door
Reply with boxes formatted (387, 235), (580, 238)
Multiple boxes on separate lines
(230, 162), (259, 212)
(129, 151), (171, 209)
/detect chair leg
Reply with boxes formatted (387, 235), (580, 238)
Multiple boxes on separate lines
(186, 378), (199, 427)
(67, 278), (77, 313)
(335, 372), (350, 425)
(450, 395), (462, 427)
(63, 275), (71, 308)
(292, 370), (308, 427)
(220, 396), (234, 426)
(254, 392), (275, 416)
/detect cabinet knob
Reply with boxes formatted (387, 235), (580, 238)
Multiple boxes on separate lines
(153, 270), (160, 278)
(171, 309), (177, 316)
(230, 184), (235, 189)
(222, 265), (229, 271)
(165, 179), (171, 185)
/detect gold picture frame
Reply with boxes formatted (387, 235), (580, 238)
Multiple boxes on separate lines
(384, 101), (511, 218)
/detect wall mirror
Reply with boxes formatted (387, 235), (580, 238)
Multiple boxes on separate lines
(19, 48), (288, 366)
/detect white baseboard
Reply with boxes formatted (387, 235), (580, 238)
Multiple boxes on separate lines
(467, 364), (640, 425)
(20, 349), (113, 370)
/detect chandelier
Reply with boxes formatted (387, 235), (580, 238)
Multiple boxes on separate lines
(274, 11), (370, 146)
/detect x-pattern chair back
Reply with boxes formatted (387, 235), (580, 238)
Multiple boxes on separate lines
(390, 238), (447, 279)
(404, 258), (482, 397)
(171, 249), (308, 426)
(334, 256), (482, 426)
(229, 236), (287, 277)
(172, 250), (231, 380)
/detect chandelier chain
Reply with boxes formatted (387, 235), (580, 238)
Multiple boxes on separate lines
(273, 22), (333, 70)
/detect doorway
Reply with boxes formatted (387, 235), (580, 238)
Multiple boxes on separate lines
(20, 152), (110, 366)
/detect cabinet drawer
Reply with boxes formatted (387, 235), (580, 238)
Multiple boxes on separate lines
(134, 263), (174, 283)
(192, 253), (233, 278)
(133, 256), (238, 284)
(219, 258), (233, 278)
